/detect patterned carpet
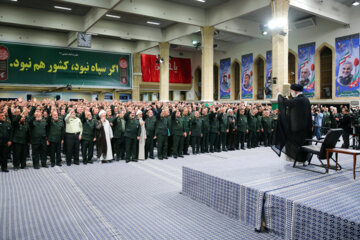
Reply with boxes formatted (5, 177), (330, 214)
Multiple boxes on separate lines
(181, 147), (360, 240)
(0, 148), (281, 240)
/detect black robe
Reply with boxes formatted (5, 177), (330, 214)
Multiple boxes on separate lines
(272, 94), (312, 162)
(96, 120), (107, 158)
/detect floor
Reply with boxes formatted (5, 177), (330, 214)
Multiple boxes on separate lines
(0, 147), (283, 240)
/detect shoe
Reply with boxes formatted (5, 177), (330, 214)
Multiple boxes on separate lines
(88, 161), (93, 164)
(1, 169), (9, 172)
(42, 165), (49, 168)
(184, 153), (189, 155)
(21, 166), (27, 169)
(51, 163), (55, 167)
(179, 155), (184, 158)
(66, 163), (71, 166)
(56, 163), (62, 167)
(133, 160), (138, 162)
(74, 162), (80, 165)
(34, 166), (40, 169)
(126, 160), (130, 163)
(83, 162), (87, 165)
(241, 147), (245, 150)
(164, 157), (168, 159)
(174, 156), (178, 159)
(158, 157), (163, 160)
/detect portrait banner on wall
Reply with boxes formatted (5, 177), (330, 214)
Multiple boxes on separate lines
(220, 58), (231, 99)
(335, 34), (360, 97)
(0, 41), (132, 88)
(241, 54), (253, 99)
(298, 42), (315, 98)
(265, 51), (272, 99)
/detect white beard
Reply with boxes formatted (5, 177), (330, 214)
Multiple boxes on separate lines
(290, 91), (296, 98)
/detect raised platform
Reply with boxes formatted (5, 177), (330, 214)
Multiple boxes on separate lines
(181, 148), (360, 240)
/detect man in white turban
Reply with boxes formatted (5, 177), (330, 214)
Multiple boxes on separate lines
(95, 109), (114, 163)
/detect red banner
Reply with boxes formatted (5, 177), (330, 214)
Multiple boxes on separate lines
(141, 54), (192, 84)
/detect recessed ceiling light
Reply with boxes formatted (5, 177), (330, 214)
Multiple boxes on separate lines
(10, 0), (18, 2)
(54, 6), (72, 11)
(147, 21), (160, 25)
(196, 0), (206, 2)
(106, 14), (121, 19)
(352, 1), (360, 6)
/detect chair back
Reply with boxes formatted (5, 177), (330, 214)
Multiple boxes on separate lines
(318, 128), (343, 159)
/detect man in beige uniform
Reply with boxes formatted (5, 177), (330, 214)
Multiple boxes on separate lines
(65, 109), (82, 166)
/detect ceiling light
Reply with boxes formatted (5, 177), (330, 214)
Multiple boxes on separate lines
(147, 21), (160, 25)
(54, 6), (72, 11)
(106, 14), (121, 19)
(10, 0), (18, 2)
(192, 40), (198, 45)
(267, 18), (286, 30)
(196, 0), (206, 2)
(262, 31), (268, 36)
(352, 1), (360, 6)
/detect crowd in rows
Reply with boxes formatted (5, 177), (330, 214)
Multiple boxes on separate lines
(0, 97), (359, 172)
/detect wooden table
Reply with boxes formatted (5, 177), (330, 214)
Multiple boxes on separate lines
(326, 148), (360, 179)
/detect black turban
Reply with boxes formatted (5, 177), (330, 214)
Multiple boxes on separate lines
(290, 83), (303, 92)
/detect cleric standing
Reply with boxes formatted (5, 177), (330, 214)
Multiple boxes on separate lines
(272, 83), (312, 162)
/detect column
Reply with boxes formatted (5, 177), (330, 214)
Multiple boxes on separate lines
(271, 0), (290, 98)
(132, 52), (141, 102)
(201, 26), (214, 102)
(113, 91), (119, 101)
(159, 42), (170, 102)
(98, 93), (104, 101)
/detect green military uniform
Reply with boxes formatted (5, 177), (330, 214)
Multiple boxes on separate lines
(0, 119), (12, 172)
(236, 113), (248, 149)
(124, 113), (141, 162)
(112, 116), (126, 160)
(218, 113), (229, 151)
(256, 114), (263, 146)
(47, 116), (65, 167)
(11, 115), (29, 169)
(247, 114), (257, 148)
(144, 114), (156, 159)
(322, 111), (331, 135)
(171, 113), (185, 158)
(80, 114), (96, 164)
(201, 113), (210, 153)
(182, 114), (191, 155)
(190, 117), (202, 154)
(155, 115), (169, 160)
(29, 107), (48, 169)
(261, 116), (273, 147)
(166, 114), (173, 157)
(271, 114), (278, 143)
(209, 111), (220, 152)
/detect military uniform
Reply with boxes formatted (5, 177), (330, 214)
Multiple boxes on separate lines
(322, 111), (331, 135)
(247, 114), (257, 148)
(227, 114), (237, 150)
(190, 117), (202, 154)
(112, 116), (126, 160)
(218, 113), (229, 151)
(29, 108), (48, 169)
(124, 113), (141, 162)
(172, 113), (185, 158)
(0, 119), (12, 172)
(236, 113), (248, 149)
(144, 114), (156, 159)
(209, 112), (220, 152)
(11, 115), (29, 169)
(256, 114), (263, 146)
(182, 114), (191, 155)
(80, 114), (96, 164)
(201, 113), (210, 153)
(261, 116), (273, 147)
(47, 116), (65, 167)
(155, 115), (169, 160)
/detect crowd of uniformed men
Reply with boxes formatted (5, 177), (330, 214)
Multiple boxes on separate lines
(0, 97), (359, 173)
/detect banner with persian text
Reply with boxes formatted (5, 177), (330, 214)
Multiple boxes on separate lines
(265, 51), (272, 99)
(241, 54), (253, 99)
(140, 54), (191, 84)
(335, 34), (360, 97)
(220, 58), (231, 99)
(0, 41), (132, 88)
(298, 42), (315, 98)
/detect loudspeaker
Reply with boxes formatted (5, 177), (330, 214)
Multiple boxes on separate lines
(56, 95), (61, 101)
(323, 88), (331, 98)
(26, 94), (32, 101)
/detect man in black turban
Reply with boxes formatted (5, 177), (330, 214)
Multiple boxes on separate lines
(272, 83), (312, 162)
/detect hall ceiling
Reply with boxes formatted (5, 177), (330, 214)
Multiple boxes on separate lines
(0, 0), (355, 52)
